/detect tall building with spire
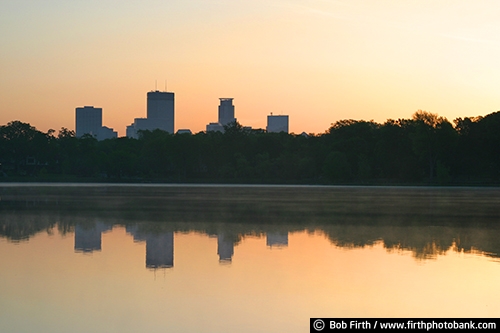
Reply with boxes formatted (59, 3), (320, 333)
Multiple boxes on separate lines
(127, 90), (175, 138)
(147, 91), (175, 133)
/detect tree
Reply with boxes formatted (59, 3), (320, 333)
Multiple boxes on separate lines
(323, 151), (350, 182)
(410, 110), (457, 181)
(0, 121), (52, 175)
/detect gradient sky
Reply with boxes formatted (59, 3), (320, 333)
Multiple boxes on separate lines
(2, 0), (500, 136)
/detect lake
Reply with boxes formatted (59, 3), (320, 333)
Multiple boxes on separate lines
(0, 184), (499, 332)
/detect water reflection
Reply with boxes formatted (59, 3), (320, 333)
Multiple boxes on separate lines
(217, 233), (234, 262)
(0, 185), (499, 262)
(267, 232), (288, 248)
(1, 217), (499, 266)
(126, 225), (174, 269)
(74, 222), (111, 253)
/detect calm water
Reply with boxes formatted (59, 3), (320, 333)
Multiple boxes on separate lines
(0, 184), (499, 332)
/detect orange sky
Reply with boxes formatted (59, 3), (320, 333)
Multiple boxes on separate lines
(2, 0), (500, 136)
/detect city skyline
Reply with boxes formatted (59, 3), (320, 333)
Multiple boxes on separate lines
(2, 1), (500, 136)
(76, 91), (290, 137)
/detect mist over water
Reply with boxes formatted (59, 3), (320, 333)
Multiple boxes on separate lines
(2, 184), (499, 257)
(0, 184), (499, 332)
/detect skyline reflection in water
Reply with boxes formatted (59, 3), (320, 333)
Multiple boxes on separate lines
(1, 184), (499, 261)
(1, 223), (499, 333)
(3, 219), (499, 265)
(0, 184), (499, 332)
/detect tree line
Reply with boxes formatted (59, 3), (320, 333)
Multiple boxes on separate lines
(1, 110), (499, 184)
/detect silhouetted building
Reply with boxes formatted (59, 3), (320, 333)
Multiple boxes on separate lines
(218, 98), (236, 126)
(100, 126), (118, 140)
(125, 124), (136, 138)
(74, 222), (112, 253)
(176, 129), (192, 135)
(267, 115), (289, 133)
(76, 106), (101, 138)
(126, 90), (175, 138)
(147, 91), (175, 133)
(206, 122), (224, 133)
(75, 106), (117, 140)
(205, 98), (236, 133)
(266, 232), (288, 248)
(217, 233), (234, 262)
(126, 118), (156, 138)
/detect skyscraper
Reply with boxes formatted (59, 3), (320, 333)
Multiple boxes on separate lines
(75, 106), (117, 140)
(267, 115), (289, 133)
(147, 91), (175, 134)
(127, 90), (175, 138)
(76, 106), (102, 138)
(218, 98), (235, 126)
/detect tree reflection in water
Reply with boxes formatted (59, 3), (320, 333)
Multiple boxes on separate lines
(0, 185), (499, 261)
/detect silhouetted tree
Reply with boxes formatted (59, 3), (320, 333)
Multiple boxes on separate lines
(2, 109), (500, 184)
(410, 110), (457, 182)
(0, 121), (53, 175)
